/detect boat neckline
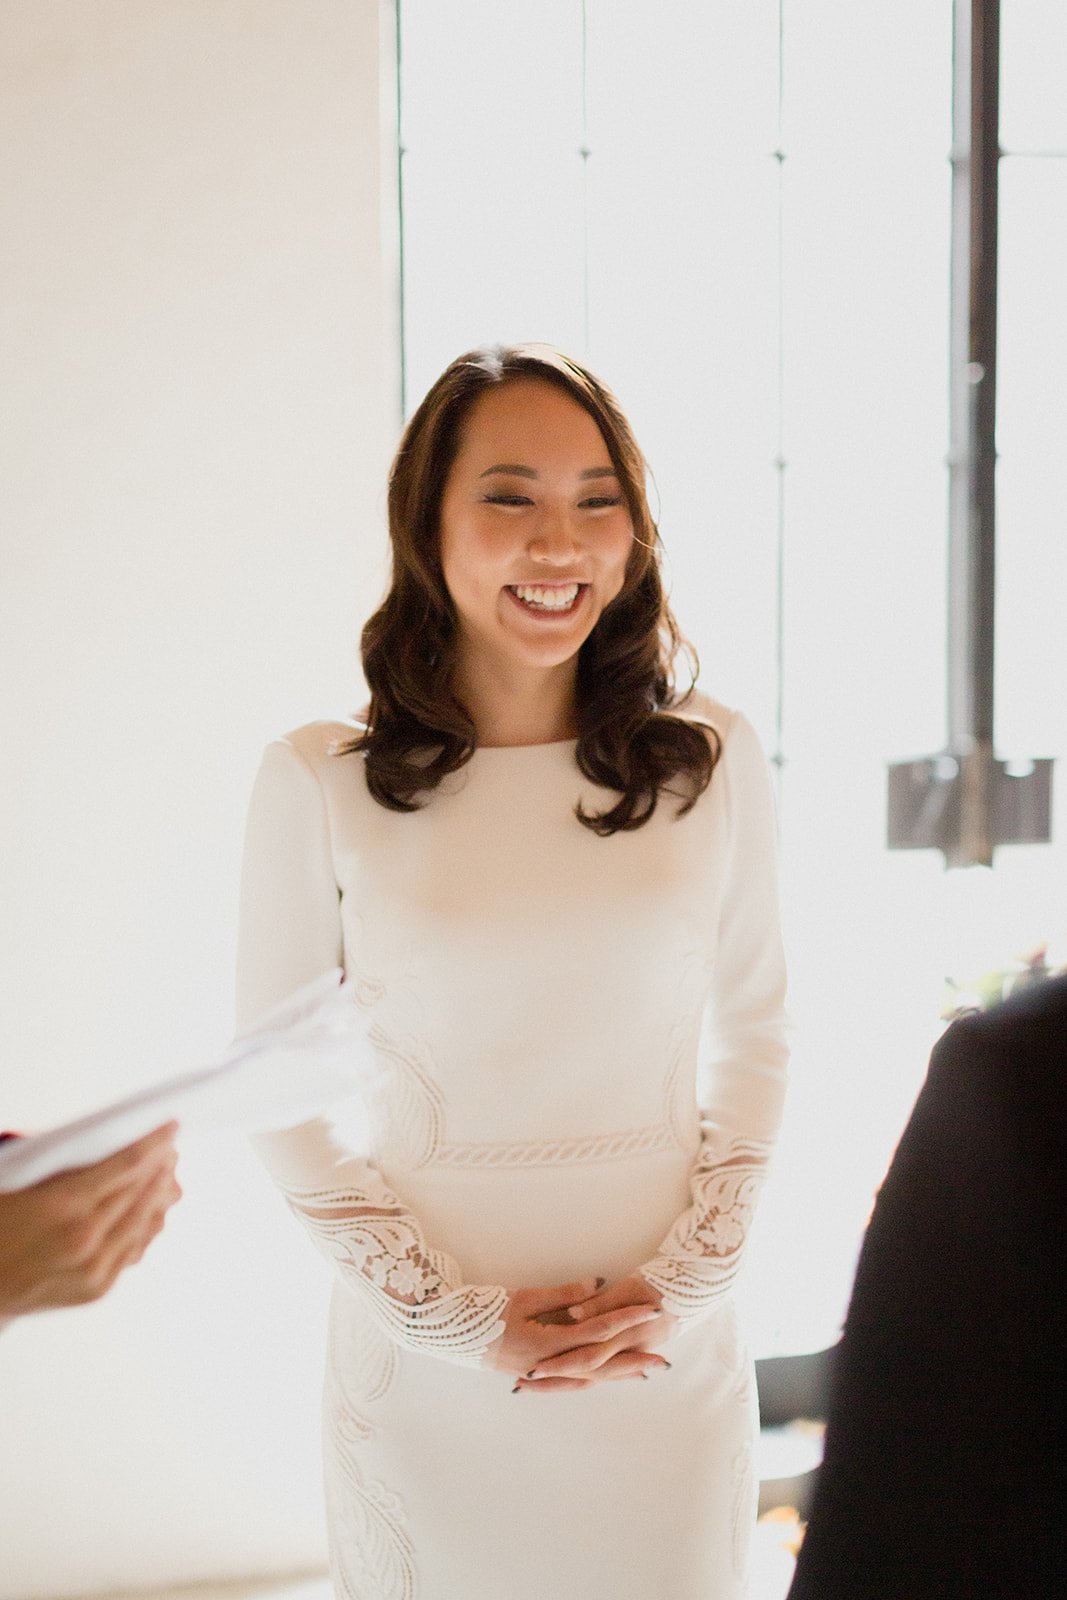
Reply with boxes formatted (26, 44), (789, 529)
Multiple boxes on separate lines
(349, 720), (578, 752)
(475, 736), (579, 751)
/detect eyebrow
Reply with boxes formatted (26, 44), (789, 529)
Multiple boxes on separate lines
(478, 464), (619, 481)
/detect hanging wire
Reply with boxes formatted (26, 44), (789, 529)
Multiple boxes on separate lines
(579, 0), (592, 356)
(772, 0), (787, 787)
(395, 0), (408, 418)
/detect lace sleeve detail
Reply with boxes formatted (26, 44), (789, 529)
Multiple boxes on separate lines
(640, 1131), (772, 1325)
(641, 710), (791, 1330)
(277, 1164), (508, 1364)
(238, 733), (508, 1367)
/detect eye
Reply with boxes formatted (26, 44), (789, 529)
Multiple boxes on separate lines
(483, 493), (533, 507)
(580, 495), (623, 510)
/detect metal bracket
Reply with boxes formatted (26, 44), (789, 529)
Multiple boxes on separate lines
(888, 748), (1053, 867)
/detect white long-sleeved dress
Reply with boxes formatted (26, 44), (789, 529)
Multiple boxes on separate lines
(236, 693), (790, 1600)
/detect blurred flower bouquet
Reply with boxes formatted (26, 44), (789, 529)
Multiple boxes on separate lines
(941, 935), (1067, 1021)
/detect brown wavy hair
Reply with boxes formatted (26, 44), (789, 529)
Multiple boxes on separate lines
(340, 343), (718, 834)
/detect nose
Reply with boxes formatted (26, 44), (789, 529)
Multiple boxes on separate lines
(527, 504), (581, 564)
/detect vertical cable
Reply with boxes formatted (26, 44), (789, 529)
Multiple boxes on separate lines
(772, 0), (787, 790)
(579, 0), (591, 357)
(395, 0), (408, 418)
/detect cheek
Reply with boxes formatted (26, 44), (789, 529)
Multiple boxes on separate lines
(440, 519), (510, 606)
(601, 523), (636, 594)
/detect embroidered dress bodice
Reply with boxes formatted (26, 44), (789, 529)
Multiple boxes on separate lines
(237, 693), (790, 1600)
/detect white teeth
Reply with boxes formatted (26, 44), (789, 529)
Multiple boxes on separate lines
(512, 583), (581, 610)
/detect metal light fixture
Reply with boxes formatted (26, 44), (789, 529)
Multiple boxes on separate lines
(887, 0), (1053, 867)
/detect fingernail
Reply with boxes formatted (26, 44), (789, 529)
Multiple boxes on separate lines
(594, 1276), (606, 1289)
(526, 1369), (540, 1379)
(566, 1305), (583, 1320)
(660, 1360), (673, 1370)
(640, 1372), (650, 1380)
(511, 1384), (523, 1394)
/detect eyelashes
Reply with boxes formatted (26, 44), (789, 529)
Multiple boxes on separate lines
(482, 494), (623, 511)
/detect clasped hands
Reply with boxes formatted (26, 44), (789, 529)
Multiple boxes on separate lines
(490, 1274), (676, 1392)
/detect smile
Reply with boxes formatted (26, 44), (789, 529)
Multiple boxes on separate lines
(505, 582), (588, 617)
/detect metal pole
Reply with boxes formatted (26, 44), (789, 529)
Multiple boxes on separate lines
(887, 2), (1051, 864)
(947, 0), (1000, 865)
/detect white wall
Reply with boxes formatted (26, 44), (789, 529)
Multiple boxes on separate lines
(0, 3), (399, 1593)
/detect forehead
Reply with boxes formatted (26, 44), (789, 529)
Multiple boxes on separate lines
(453, 378), (613, 467)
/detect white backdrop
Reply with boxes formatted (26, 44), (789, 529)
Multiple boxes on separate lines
(0, 3), (399, 1593)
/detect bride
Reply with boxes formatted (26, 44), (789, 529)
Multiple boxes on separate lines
(237, 343), (790, 1598)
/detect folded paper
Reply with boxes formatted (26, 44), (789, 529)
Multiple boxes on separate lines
(0, 969), (362, 1191)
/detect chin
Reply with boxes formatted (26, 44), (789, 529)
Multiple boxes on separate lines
(510, 640), (586, 672)
(512, 613), (598, 656)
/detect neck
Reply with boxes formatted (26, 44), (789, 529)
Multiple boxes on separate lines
(452, 649), (579, 748)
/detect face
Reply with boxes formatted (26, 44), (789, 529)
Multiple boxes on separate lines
(438, 378), (635, 681)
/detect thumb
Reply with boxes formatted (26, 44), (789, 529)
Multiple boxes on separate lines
(519, 1276), (605, 1318)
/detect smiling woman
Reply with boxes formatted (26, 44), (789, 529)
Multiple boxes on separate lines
(237, 343), (791, 1599)
(351, 343), (716, 832)
(440, 378), (633, 727)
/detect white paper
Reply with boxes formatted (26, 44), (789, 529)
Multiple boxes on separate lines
(0, 969), (366, 1191)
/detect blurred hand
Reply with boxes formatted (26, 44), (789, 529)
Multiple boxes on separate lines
(512, 1273), (677, 1392)
(0, 1122), (182, 1318)
(489, 1276), (663, 1387)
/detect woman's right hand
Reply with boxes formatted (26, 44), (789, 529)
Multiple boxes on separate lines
(488, 1277), (663, 1387)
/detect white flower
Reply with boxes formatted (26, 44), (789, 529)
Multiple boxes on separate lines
(696, 1207), (746, 1255)
(387, 1258), (424, 1299)
(345, 1238), (372, 1269)
(366, 1254), (393, 1288)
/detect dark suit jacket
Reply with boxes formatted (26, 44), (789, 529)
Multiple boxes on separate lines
(787, 974), (1067, 1599)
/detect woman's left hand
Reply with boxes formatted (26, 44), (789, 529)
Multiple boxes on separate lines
(514, 1273), (677, 1391)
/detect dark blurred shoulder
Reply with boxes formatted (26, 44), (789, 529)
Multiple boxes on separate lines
(936, 971), (1067, 1054)
(930, 972), (1067, 1142)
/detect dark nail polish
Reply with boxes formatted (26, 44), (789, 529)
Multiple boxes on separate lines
(526, 1370), (537, 1379)
(595, 1276), (606, 1289)
(511, 1384), (522, 1393)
